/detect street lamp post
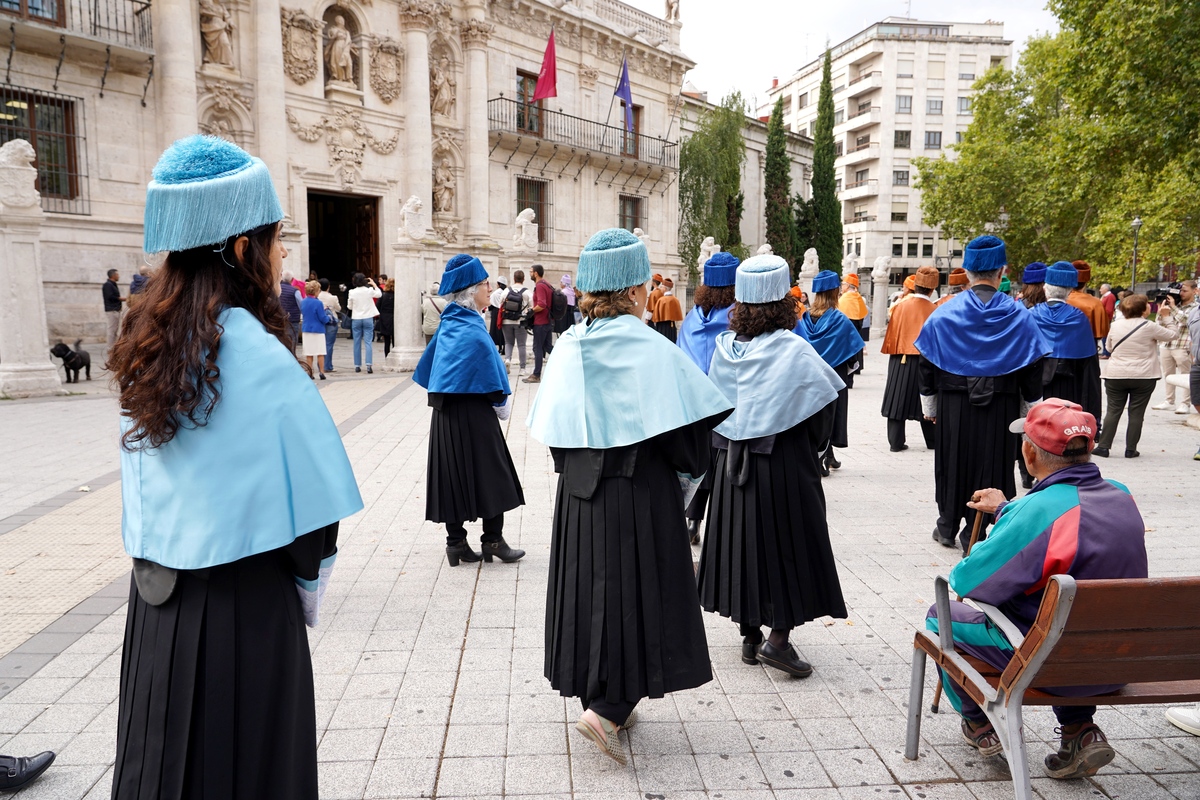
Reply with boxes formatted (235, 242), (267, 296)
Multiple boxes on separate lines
(1131, 216), (1143, 291)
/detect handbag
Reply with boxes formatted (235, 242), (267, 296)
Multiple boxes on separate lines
(339, 310), (351, 331)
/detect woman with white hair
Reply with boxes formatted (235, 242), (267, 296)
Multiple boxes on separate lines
(414, 254), (525, 566)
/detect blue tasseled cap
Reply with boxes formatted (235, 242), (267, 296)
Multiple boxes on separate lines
(438, 254), (489, 295)
(1045, 261), (1078, 288)
(143, 135), (283, 254)
(962, 235), (1007, 273)
(576, 228), (651, 292)
(811, 269), (841, 294)
(703, 252), (739, 287)
(1022, 262), (1047, 284)
(735, 254), (791, 303)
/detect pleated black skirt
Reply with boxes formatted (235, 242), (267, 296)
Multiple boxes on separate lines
(698, 420), (847, 630)
(426, 393), (524, 523)
(1044, 357), (1103, 424)
(544, 422), (714, 706)
(933, 389), (1020, 529)
(112, 548), (317, 800)
(881, 354), (924, 421)
(828, 356), (858, 448)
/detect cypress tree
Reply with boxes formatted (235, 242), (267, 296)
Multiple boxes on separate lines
(763, 95), (796, 269)
(811, 49), (843, 273)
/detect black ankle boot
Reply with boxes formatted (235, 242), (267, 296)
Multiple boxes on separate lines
(481, 537), (525, 563)
(826, 451), (842, 470)
(446, 541), (482, 567)
(686, 519), (702, 546)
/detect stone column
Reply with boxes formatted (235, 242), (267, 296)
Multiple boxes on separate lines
(254, 0), (291, 217)
(870, 257), (892, 338)
(401, 1), (438, 234)
(460, 17), (493, 241)
(0, 141), (66, 399)
(152, 0), (200, 147)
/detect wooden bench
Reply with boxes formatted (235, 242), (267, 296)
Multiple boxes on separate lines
(905, 574), (1200, 800)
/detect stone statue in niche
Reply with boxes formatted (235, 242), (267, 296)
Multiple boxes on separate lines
(513, 208), (538, 251)
(324, 15), (357, 85)
(199, 0), (235, 67)
(432, 159), (455, 214)
(665, 0), (680, 22)
(429, 57), (456, 117)
(697, 236), (721, 272)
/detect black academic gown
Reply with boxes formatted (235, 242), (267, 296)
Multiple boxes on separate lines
(1042, 356), (1103, 424)
(545, 415), (726, 708)
(112, 525), (338, 800)
(698, 405), (847, 630)
(426, 392), (524, 523)
(918, 286), (1043, 548)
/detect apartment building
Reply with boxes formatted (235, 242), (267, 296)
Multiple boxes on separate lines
(762, 18), (1011, 281)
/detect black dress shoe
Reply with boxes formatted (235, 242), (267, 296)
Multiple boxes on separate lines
(480, 537), (525, 563)
(686, 519), (702, 546)
(932, 528), (958, 548)
(0, 751), (55, 791)
(1124, 449), (1139, 458)
(741, 632), (763, 665)
(756, 641), (813, 678)
(445, 541), (482, 567)
(819, 456), (830, 477)
(889, 444), (909, 452)
(1092, 445), (1109, 457)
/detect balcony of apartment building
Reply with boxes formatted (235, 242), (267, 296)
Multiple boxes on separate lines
(846, 70), (883, 99)
(841, 177), (878, 201)
(1, 0), (153, 55)
(487, 97), (678, 180)
(837, 139), (879, 168)
(835, 104), (880, 135)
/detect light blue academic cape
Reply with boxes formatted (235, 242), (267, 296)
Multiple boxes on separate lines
(120, 308), (364, 570)
(708, 329), (845, 441)
(526, 314), (733, 449)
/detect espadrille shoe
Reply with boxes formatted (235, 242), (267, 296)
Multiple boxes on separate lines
(575, 709), (626, 765)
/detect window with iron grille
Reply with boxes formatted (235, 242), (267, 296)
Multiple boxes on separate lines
(618, 194), (645, 233)
(0, 0), (65, 25)
(516, 176), (552, 252)
(0, 86), (89, 214)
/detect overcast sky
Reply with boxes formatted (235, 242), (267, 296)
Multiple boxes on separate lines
(621, 0), (1060, 107)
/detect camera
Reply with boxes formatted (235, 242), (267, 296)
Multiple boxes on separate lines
(1157, 283), (1182, 304)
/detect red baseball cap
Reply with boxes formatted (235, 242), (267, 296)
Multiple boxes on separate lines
(1008, 398), (1097, 455)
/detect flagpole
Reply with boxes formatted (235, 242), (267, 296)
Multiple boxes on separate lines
(601, 47), (627, 154)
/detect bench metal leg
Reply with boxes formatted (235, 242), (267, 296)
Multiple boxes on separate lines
(987, 701), (1033, 800)
(905, 647), (927, 760)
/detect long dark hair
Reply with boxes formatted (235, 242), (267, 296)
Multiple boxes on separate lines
(109, 223), (294, 450)
(694, 284), (735, 314)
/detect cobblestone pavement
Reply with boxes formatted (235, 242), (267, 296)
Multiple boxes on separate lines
(0, 338), (1197, 800)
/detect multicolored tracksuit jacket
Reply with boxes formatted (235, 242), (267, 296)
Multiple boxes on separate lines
(925, 462), (1148, 719)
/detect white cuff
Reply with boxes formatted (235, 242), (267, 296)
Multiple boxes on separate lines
(494, 395), (512, 421)
(920, 394), (937, 419)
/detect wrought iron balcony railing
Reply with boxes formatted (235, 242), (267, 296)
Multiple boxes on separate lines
(488, 97), (677, 170)
(1, 0), (152, 51)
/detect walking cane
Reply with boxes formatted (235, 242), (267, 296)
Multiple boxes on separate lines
(930, 509), (986, 713)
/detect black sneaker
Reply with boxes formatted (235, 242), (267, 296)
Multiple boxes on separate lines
(1044, 723), (1115, 779)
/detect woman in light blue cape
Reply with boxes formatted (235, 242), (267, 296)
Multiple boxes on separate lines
(528, 229), (732, 766)
(107, 136), (362, 800)
(699, 255), (848, 682)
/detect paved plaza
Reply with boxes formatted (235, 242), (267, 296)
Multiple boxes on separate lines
(1, 337), (1198, 800)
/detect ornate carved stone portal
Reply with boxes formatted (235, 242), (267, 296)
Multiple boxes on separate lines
(368, 36), (404, 102)
(281, 8), (323, 85)
(285, 107), (399, 190)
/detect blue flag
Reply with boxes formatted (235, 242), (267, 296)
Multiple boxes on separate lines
(614, 56), (633, 131)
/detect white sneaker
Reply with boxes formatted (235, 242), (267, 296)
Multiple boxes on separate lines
(1176, 404), (1191, 414)
(1152, 401), (1172, 411)
(1166, 705), (1200, 736)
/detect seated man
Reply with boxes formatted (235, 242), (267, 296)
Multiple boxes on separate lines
(925, 398), (1148, 780)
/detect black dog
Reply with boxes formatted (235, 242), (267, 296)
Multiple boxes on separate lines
(50, 340), (91, 383)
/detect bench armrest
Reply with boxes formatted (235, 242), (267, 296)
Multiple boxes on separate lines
(967, 599), (1026, 649)
(916, 630), (999, 705)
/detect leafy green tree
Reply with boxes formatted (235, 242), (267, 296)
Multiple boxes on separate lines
(763, 96), (796, 270)
(793, 193), (815, 257)
(810, 49), (842, 275)
(679, 92), (749, 281)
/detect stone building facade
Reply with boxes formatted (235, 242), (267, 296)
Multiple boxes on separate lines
(761, 18), (1011, 283)
(1, 0), (694, 366)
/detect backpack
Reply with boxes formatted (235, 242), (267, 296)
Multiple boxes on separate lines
(550, 287), (569, 321)
(502, 287), (525, 321)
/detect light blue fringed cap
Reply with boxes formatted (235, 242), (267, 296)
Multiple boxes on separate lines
(811, 270), (841, 294)
(576, 228), (651, 292)
(735, 254), (791, 303)
(439, 254), (489, 295)
(962, 235), (1007, 273)
(144, 135), (283, 254)
(1045, 261), (1078, 288)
